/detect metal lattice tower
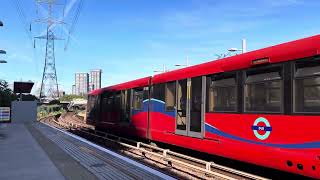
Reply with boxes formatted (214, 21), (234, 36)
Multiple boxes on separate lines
(39, 29), (59, 100)
(12, 0), (83, 100)
(35, 0), (64, 101)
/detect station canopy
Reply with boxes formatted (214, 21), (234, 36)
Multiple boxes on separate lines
(13, 81), (34, 94)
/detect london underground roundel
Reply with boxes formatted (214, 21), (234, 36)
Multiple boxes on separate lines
(252, 117), (272, 140)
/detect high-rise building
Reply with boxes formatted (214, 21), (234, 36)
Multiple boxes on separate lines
(75, 73), (89, 95)
(72, 85), (76, 95)
(90, 69), (102, 90)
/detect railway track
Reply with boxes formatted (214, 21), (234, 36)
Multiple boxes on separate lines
(40, 115), (270, 180)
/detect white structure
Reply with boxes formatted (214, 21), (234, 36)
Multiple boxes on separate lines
(242, 39), (247, 53)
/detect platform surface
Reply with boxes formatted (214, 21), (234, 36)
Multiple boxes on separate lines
(0, 121), (172, 180)
(0, 123), (67, 180)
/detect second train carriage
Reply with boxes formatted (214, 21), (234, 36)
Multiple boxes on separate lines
(87, 34), (320, 179)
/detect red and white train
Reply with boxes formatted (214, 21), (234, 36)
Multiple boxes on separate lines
(87, 34), (320, 178)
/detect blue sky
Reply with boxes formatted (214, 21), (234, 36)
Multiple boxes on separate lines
(1, 0), (320, 94)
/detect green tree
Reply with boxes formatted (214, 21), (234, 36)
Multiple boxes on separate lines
(0, 80), (16, 107)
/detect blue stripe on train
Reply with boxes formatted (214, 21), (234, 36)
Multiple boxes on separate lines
(134, 99), (319, 149)
(132, 98), (175, 117)
(205, 123), (320, 149)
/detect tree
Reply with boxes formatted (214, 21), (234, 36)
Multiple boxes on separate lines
(0, 80), (16, 107)
(59, 94), (86, 101)
(20, 94), (39, 101)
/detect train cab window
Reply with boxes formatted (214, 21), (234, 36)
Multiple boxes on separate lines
(133, 88), (143, 110)
(294, 59), (320, 113)
(87, 95), (97, 117)
(244, 66), (283, 113)
(207, 73), (237, 112)
(165, 81), (176, 111)
(87, 95), (95, 112)
(152, 83), (165, 102)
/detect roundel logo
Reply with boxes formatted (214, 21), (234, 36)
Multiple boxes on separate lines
(252, 117), (272, 140)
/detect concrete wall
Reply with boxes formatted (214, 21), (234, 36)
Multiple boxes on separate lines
(11, 101), (37, 123)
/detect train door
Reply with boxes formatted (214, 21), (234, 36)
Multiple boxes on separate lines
(176, 79), (188, 135)
(188, 76), (205, 138)
(125, 89), (132, 122)
(176, 76), (205, 138)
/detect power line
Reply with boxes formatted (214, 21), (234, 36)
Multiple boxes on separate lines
(11, 0), (33, 41)
(12, 0), (83, 100)
(64, 0), (84, 51)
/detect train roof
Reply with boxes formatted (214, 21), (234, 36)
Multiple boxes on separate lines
(152, 34), (320, 84)
(106, 76), (151, 91)
(89, 34), (320, 95)
(88, 88), (104, 95)
(88, 76), (151, 95)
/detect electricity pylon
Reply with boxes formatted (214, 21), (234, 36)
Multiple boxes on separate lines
(34, 0), (64, 101)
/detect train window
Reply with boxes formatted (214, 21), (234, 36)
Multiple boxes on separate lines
(87, 95), (94, 112)
(152, 83), (165, 102)
(87, 95), (96, 117)
(294, 59), (320, 113)
(165, 81), (176, 111)
(207, 73), (237, 112)
(101, 95), (107, 112)
(120, 90), (126, 122)
(95, 96), (100, 116)
(143, 87), (149, 100)
(124, 90), (131, 122)
(120, 90), (125, 110)
(106, 95), (114, 111)
(244, 66), (283, 113)
(133, 88), (143, 110)
(114, 92), (121, 111)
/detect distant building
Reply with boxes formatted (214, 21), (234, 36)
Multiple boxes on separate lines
(90, 69), (102, 91)
(72, 85), (76, 95)
(75, 73), (89, 96)
(73, 69), (102, 95)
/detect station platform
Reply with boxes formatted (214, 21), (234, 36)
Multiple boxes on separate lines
(0, 121), (174, 180)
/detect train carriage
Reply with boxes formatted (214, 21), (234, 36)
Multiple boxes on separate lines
(86, 88), (103, 126)
(87, 34), (320, 178)
(88, 77), (152, 138)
